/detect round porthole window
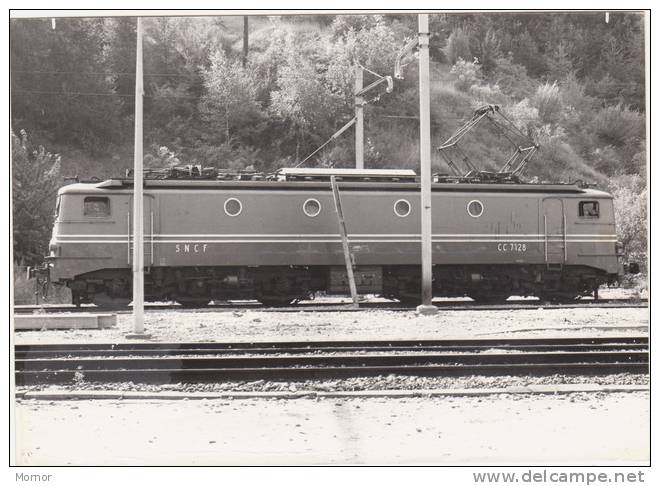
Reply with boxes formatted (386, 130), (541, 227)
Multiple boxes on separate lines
(303, 198), (321, 217)
(224, 198), (242, 217)
(467, 199), (484, 218)
(393, 199), (411, 218)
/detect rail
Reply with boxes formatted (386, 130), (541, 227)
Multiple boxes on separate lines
(15, 336), (649, 385)
(13, 297), (648, 314)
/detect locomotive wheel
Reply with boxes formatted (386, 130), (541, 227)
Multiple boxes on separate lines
(469, 293), (510, 304)
(92, 292), (131, 310)
(177, 299), (210, 308)
(536, 293), (578, 304)
(396, 296), (421, 307)
(259, 298), (296, 307)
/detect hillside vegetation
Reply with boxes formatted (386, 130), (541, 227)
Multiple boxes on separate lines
(11, 13), (646, 269)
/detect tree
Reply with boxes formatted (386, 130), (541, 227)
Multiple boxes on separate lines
(445, 27), (472, 65)
(270, 46), (341, 162)
(198, 49), (262, 147)
(545, 40), (574, 79)
(12, 130), (61, 265)
(610, 174), (647, 270)
(102, 17), (137, 116)
(11, 17), (122, 152)
(469, 27), (501, 74)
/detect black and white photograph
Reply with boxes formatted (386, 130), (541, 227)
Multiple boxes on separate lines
(8, 6), (651, 477)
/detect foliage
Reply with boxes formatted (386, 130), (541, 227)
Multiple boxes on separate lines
(545, 40), (574, 79)
(590, 103), (644, 147)
(325, 15), (403, 105)
(199, 49), (263, 147)
(469, 83), (507, 106)
(490, 54), (536, 100)
(191, 142), (262, 171)
(450, 58), (481, 91)
(534, 129), (606, 184)
(531, 82), (563, 124)
(504, 99), (539, 133)
(509, 30), (547, 77)
(144, 145), (181, 169)
(12, 130), (61, 265)
(469, 27), (500, 74)
(445, 27), (472, 65)
(13, 264), (71, 305)
(10, 18), (123, 152)
(270, 44), (341, 162)
(609, 175), (647, 269)
(11, 13), (646, 174)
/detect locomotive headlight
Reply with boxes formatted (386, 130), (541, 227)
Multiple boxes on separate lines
(615, 241), (624, 257)
(48, 242), (60, 257)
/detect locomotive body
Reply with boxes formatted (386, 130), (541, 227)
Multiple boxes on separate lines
(45, 169), (623, 307)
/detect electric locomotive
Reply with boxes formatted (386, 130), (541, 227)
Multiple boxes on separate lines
(41, 166), (633, 308)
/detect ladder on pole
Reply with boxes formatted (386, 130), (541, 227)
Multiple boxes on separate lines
(330, 176), (359, 308)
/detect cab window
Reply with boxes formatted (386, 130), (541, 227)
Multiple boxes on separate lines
(579, 201), (599, 218)
(84, 197), (110, 217)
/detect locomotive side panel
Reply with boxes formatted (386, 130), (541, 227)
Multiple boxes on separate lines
(156, 188), (346, 267)
(430, 192), (543, 265)
(153, 188), (547, 267)
(49, 189), (132, 282)
(563, 196), (619, 275)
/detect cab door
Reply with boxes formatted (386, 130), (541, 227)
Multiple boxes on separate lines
(542, 198), (566, 265)
(128, 194), (156, 270)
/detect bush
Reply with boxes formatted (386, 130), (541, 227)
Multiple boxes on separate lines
(560, 72), (597, 114)
(491, 54), (536, 100)
(12, 130), (61, 265)
(591, 104), (644, 147)
(470, 28), (500, 74)
(628, 145), (647, 175)
(534, 131), (607, 185)
(144, 145), (181, 169)
(590, 145), (621, 175)
(450, 58), (481, 92)
(531, 82), (563, 124)
(191, 141), (262, 171)
(468, 83), (508, 105)
(13, 264), (71, 305)
(609, 174), (647, 271)
(445, 28), (472, 65)
(503, 99), (540, 133)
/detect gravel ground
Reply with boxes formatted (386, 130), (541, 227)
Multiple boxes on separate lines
(15, 391), (649, 465)
(16, 372), (649, 395)
(14, 289), (649, 465)
(12, 306), (648, 344)
(14, 290), (648, 394)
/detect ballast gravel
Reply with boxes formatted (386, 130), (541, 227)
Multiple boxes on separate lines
(13, 306), (648, 345)
(15, 372), (648, 395)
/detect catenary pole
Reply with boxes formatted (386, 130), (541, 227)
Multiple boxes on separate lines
(355, 64), (364, 169)
(132, 17), (145, 333)
(416, 14), (438, 315)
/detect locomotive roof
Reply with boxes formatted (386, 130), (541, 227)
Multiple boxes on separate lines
(276, 168), (417, 179)
(58, 180), (613, 198)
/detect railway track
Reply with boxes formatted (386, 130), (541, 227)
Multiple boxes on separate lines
(15, 336), (648, 385)
(13, 297), (648, 314)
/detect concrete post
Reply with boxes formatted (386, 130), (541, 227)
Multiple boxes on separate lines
(355, 64), (364, 169)
(131, 17), (146, 334)
(416, 14), (438, 315)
